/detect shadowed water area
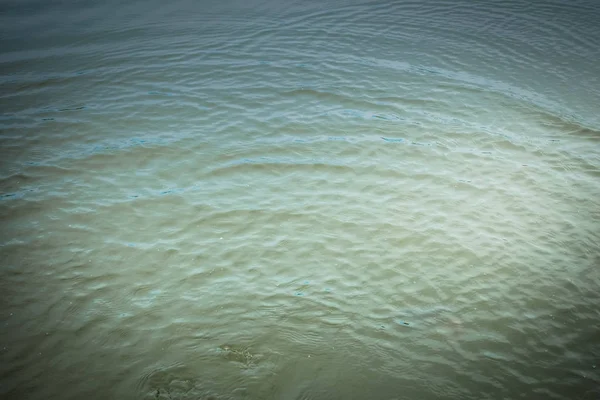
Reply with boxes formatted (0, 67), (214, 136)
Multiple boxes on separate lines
(1, 0), (600, 399)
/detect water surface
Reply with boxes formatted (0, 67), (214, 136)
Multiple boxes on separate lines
(1, 0), (600, 399)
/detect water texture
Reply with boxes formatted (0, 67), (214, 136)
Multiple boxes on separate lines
(1, 0), (599, 399)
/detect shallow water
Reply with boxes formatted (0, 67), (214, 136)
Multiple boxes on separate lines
(1, 0), (600, 399)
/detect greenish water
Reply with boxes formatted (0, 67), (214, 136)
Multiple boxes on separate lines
(1, 0), (599, 399)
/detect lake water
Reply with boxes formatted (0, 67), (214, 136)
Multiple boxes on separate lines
(1, 0), (600, 399)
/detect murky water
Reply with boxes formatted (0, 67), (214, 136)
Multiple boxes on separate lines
(1, 0), (600, 399)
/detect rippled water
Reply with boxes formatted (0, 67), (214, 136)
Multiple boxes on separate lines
(1, 0), (600, 399)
